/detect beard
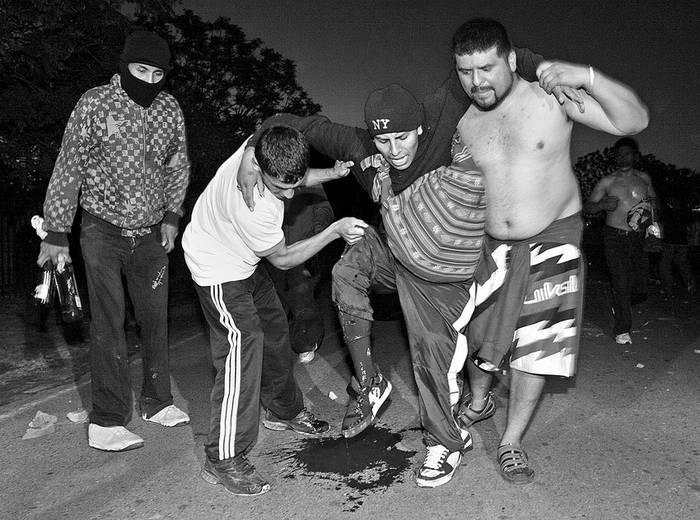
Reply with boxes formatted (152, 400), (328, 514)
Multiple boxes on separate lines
(470, 77), (514, 111)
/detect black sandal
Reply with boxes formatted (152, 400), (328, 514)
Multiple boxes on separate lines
(456, 391), (496, 428)
(497, 444), (535, 485)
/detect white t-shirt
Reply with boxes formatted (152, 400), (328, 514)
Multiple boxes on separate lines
(182, 139), (285, 286)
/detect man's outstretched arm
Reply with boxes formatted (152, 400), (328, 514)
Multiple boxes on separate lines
(265, 217), (368, 271)
(537, 61), (649, 134)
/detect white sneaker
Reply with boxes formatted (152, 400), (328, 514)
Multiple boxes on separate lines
(88, 424), (144, 452)
(415, 444), (462, 488)
(298, 343), (319, 364)
(143, 405), (190, 427)
(615, 332), (632, 345)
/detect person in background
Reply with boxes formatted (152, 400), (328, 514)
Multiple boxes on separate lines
(659, 196), (697, 295)
(265, 185), (335, 364)
(585, 137), (656, 344)
(37, 30), (191, 452)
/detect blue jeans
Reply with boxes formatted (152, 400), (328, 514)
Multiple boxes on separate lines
(602, 226), (648, 335)
(80, 212), (172, 426)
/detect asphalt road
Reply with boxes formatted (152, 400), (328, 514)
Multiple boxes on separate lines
(1, 276), (699, 520)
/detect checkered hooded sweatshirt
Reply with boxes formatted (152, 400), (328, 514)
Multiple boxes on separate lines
(43, 74), (190, 245)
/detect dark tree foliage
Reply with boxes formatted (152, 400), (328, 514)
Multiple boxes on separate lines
(0, 0), (129, 198)
(1, 1), (320, 201)
(138, 10), (322, 196)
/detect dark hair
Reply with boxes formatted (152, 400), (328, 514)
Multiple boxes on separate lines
(254, 126), (310, 184)
(614, 137), (639, 152)
(451, 18), (512, 57)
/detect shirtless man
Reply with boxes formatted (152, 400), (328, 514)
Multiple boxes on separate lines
(450, 18), (649, 485)
(585, 137), (656, 344)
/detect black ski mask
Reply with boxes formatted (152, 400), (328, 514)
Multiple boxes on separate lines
(118, 31), (172, 108)
(119, 61), (165, 108)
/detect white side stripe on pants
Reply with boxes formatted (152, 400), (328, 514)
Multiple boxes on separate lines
(210, 284), (242, 460)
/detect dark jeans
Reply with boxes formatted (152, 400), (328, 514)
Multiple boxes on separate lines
(81, 213), (172, 426)
(265, 186), (334, 354)
(602, 226), (648, 335)
(659, 244), (695, 292)
(266, 262), (324, 354)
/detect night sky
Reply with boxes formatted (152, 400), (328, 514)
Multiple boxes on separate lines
(182, 0), (700, 171)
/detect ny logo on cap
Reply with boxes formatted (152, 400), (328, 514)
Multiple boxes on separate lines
(371, 119), (391, 131)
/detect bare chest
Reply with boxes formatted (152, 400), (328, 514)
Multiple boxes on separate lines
(608, 174), (651, 207)
(458, 93), (568, 171)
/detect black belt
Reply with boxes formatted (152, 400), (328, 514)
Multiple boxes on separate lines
(82, 211), (159, 237)
(604, 225), (639, 236)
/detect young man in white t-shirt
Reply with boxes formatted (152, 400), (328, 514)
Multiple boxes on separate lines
(182, 126), (367, 496)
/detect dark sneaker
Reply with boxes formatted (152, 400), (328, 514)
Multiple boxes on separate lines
(415, 444), (463, 488)
(200, 456), (270, 496)
(456, 391), (496, 429)
(262, 408), (330, 435)
(368, 371), (392, 417)
(341, 377), (373, 438)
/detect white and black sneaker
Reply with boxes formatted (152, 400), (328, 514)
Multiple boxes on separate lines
(415, 444), (463, 488)
(367, 370), (392, 417)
